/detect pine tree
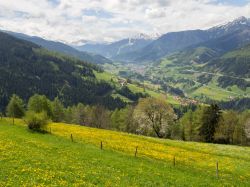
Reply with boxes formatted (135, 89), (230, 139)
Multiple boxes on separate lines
(199, 104), (221, 143)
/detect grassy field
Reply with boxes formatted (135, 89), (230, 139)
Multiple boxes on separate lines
(0, 118), (250, 186)
(127, 83), (180, 105)
(94, 71), (180, 105)
(191, 83), (242, 101)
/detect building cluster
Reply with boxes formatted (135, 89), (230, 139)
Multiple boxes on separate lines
(173, 96), (198, 106)
(118, 78), (127, 87)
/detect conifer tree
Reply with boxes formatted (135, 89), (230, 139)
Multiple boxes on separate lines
(199, 104), (221, 142)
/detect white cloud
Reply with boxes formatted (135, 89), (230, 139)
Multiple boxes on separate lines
(145, 8), (167, 19)
(0, 0), (249, 43)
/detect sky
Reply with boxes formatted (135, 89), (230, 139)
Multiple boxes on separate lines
(0, 0), (250, 44)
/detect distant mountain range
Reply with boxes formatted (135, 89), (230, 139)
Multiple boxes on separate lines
(75, 33), (158, 59)
(3, 17), (249, 65)
(3, 31), (113, 65)
(76, 16), (250, 63)
(159, 17), (250, 80)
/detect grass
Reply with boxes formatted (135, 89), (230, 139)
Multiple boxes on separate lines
(111, 93), (133, 103)
(94, 71), (115, 82)
(191, 77), (245, 101)
(192, 85), (239, 101)
(127, 83), (179, 105)
(95, 71), (181, 105)
(1, 118), (250, 186)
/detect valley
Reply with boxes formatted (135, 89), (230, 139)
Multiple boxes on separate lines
(0, 6), (250, 186)
(2, 17), (249, 108)
(100, 58), (249, 104)
(90, 17), (250, 105)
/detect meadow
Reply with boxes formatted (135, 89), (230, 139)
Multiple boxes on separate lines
(94, 70), (180, 105)
(0, 118), (250, 186)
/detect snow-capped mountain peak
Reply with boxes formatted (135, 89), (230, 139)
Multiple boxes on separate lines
(223, 16), (250, 28)
(70, 39), (109, 47)
(210, 16), (250, 30)
(232, 16), (249, 24)
(129, 32), (161, 41)
(208, 16), (250, 38)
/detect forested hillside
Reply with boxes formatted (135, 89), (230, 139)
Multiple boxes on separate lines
(0, 32), (125, 111)
(204, 44), (250, 78)
(5, 31), (113, 65)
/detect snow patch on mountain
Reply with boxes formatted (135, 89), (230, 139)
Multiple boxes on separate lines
(115, 33), (160, 55)
(210, 16), (250, 30)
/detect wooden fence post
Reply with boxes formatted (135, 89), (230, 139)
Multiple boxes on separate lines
(134, 146), (138, 157)
(71, 134), (73, 142)
(216, 161), (219, 178)
(12, 117), (14, 125)
(100, 141), (103, 150)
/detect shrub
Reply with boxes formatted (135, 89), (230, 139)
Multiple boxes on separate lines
(24, 111), (49, 131)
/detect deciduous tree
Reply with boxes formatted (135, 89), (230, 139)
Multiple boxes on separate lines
(28, 94), (52, 117)
(134, 97), (176, 138)
(6, 94), (25, 118)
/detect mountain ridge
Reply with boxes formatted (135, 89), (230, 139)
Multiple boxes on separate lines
(75, 33), (159, 59)
(3, 30), (113, 65)
(76, 16), (250, 63)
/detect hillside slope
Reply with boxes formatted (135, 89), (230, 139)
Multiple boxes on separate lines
(77, 37), (153, 59)
(1, 118), (250, 186)
(168, 28), (250, 66)
(98, 17), (250, 63)
(0, 31), (124, 110)
(134, 30), (209, 62)
(5, 30), (113, 65)
(204, 44), (250, 78)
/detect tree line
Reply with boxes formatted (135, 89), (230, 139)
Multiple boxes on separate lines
(4, 94), (250, 146)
